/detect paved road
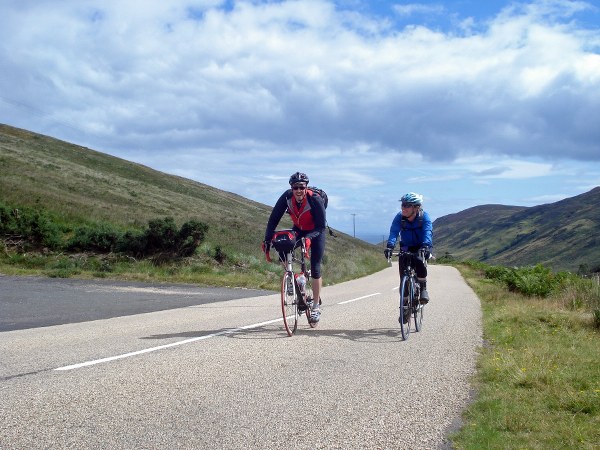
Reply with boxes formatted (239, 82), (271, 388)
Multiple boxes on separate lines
(0, 265), (482, 449)
(0, 275), (273, 332)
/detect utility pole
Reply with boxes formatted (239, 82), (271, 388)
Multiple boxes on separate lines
(351, 214), (356, 238)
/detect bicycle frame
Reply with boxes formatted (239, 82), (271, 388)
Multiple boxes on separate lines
(391, 249), (426, 340)
(280, 239), (309, 278)
(267, 233), (316, 336)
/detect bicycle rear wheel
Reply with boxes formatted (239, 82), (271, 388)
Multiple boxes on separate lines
(304, 284), (319, 328)
(399, 275), (412, 340)
(281, 271), (298, 336)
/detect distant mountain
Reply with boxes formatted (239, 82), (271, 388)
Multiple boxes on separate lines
(433, 187), (600, 272)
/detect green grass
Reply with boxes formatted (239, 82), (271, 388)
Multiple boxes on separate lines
(0, 239), (386, 291)
(451, 264), (600, 449)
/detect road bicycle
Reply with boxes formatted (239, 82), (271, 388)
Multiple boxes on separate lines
(388, 248), (427, 340)
(264, 229), (318, 336)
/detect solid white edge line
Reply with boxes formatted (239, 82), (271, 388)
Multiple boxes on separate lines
(55, 292), (383, 371)
(337, 292), (380, 305)
(54, 317), (283, 371)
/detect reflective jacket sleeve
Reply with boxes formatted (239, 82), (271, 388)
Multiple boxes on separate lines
(386, 212), (403, 248)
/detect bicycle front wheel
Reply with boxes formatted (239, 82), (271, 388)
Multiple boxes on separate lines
(399, 275), (412, 340)
(281, 271), (298, 336)
(414, 284), (423, 332)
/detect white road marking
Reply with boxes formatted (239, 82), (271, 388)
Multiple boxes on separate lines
(84, 286), (207, 295)
(54, 318), (283, 371)
(55, 292), (382, 371)
(337, 293), (380, 305)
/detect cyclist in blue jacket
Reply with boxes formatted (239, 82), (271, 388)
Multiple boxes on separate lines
(384, 192), (433, 303)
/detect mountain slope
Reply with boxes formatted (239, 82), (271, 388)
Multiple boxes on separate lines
(433, 187), (600, 272)
(1, 124), (270, 252)
(0, 123), (384, 283)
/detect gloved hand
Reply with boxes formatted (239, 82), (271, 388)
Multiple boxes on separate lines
(262, 240), (272, 262)
(261, 240), (271, 253)
(384, 246), (394, 260)
(304, 238), (311, 257)
(420, 246), (431, 259)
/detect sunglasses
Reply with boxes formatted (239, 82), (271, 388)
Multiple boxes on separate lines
(292, 185), (307, 191)
(401, 203), (415, 208)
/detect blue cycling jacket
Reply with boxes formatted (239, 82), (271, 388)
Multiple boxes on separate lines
(386, 209), (433, 250)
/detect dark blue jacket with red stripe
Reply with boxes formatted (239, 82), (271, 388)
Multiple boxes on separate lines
(264, 189), (326, 242)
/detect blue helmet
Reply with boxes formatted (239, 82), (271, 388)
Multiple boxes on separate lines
(401, 192), (423, 205)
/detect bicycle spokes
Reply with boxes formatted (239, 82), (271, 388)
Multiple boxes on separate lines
(281, 272), (298, 336)
(399, 276), (411, 340)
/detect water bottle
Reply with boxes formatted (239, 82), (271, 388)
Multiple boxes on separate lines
(296, 273), (306, 294)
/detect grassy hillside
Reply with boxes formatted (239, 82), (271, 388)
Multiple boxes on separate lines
(0, 123), (387, 287)
(434, 188), (600, 272)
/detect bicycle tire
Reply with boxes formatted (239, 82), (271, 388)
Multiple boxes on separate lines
(414, 283), (423, 332)
(281, 271), (298, 336)
(399, 275), (411, 340)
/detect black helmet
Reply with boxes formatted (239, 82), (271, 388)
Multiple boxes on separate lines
(289, 172), (309, 185)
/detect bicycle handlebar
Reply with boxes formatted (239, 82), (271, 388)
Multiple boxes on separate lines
(263, 233), (310, 262)
(386, 248), (428, 264)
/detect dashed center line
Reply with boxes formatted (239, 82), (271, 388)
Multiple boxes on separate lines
(337, 293), (381, 305)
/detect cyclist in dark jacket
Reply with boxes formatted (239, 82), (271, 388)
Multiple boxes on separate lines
(264, 172), (326, 323)
(384, 192), (433, 303)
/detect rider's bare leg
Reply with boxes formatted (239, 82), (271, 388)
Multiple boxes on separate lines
(312, 277), (322, 306)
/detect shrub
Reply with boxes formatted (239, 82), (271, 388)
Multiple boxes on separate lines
(0, 202), (62, 250)
(505, 264), (557, 297)
(116, 217), (208, 260)
(145, 217), (178, 254)
(1, 200), (209, 263)
(484, 264), (511, 282)
(214, 246), (226, 263)
(66, 223), (123, 253)
(472, 260), (600, 328)
(177, 220), (208, 257)
(479, 263), (566, 297)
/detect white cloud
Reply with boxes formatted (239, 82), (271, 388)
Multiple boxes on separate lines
(393, 4), (445, 17)
(2, 0), (599, 163)
(1, 0), (599, 238)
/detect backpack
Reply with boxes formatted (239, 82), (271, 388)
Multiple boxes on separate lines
(308, 186), (328, 209)
(286, 186), (335, 236)
(309, 186), (336, 236)
(401, 208), (432, 252)
(401, 208), (424, 230)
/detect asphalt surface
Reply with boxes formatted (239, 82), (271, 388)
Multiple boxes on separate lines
(0, 265), (482, 449)
(0, 275), (273, 332)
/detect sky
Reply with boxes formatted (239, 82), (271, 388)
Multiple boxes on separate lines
(1, 0), (599, 243)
